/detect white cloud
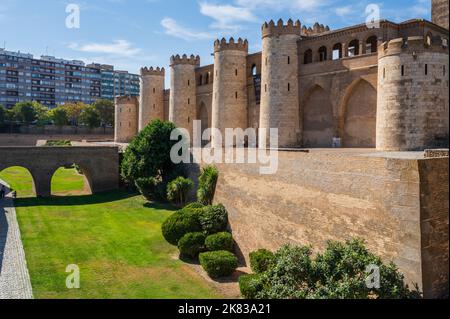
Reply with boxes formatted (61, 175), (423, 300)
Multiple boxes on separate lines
(335, 6), (354, 17)
(67, 39), (141, 57)
(161, 17), (214, 41)
(235, 0), (325, 12)
(199, 2), (257, 31)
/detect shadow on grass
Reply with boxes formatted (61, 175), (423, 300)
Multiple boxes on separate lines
(143, 201), (178, 212)
(13, 190), (138, 208)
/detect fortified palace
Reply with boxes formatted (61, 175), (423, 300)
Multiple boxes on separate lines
(115, 0), (449, 150)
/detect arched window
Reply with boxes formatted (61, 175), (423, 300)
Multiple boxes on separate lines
(332, 43), (342, 60)
(198, 75), (203, 86)
(304, 49), (313, 64)
(366, 36), (378, 54)
(205, 72), (210, 84)
(251, 64), (257, 76)
(348, 39), (360, 57)
(426, 33), (432, 46)
(318, 46), (327, 61)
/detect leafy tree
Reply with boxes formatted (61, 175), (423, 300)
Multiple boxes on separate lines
(49, 107), (69, 126)
(243, 239), (421, 299)
(12, 101), (38, 124)
(92, 99), (114, 126)
(121, 120), (184, 202)
(0, 105), (5, 124)
(62, 102), (86, 126)
(33, 102), (50, 125)
(80, 104), (101, 128)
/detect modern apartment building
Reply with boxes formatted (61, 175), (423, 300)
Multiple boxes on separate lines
(0, 48), (139, 109)
(87, 63), (140, 101)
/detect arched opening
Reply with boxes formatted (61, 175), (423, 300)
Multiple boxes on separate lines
(348, 39), (360, 57)
(0, 166), (36, 198)
(197, 102), (210, 145)
(251, 64), (257, 76)
(332, 43), (342, 60)
(342, 80), (377, 148)
(198, 75), (203, 86)
(366, 36), (378, 54)
(304, 49), (313, 64)
(205, 72), (210, 84)
(426, 33), (433, 46)
(50, 165), (91, 196)
(302, 85), (334, 147)
(318, 46), (327, 62)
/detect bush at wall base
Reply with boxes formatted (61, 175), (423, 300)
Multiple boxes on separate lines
(161, 210), (202, 245)
(249, 249), (276, 274)
(205, 232), (234, 252)
(178, 232), (206, 258)
(199, 251), (238, 278)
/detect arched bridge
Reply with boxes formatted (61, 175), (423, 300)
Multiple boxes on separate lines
(0, 146), (119, 197)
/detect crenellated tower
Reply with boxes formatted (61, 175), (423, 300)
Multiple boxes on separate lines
(212, 37), (249, 147)
(114, 96), (139, 143)
(169, 54), (200, 137)
(376, 36), (449, 151)
(259, 19), (302, 148)
(139, 66), (165, 131)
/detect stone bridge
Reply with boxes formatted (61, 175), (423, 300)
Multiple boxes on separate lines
(0, 146), (119, 197)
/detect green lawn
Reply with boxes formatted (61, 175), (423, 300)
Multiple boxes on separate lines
(0, 166), (87, 197)
(1, 168), (222, 299)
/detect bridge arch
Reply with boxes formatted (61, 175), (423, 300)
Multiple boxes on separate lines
(0, 166), (37, 197)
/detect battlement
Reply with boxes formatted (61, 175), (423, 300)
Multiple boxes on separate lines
(379, 36), (449, 58)
(262, 19), (302, 38)
(302, 23), (330, 36)
(115, 95), (139, 105)
(170, 54), (200, 66)
(140, 66), (165, 76)
(214, 37), (249, 53)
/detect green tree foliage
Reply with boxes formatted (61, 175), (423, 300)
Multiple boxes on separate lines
(49, 106), (69, 126)
(167, 177), (194, 207)
(0, 105), (5, 124)
(12, 102), (48, 124)
(197, 166), (219, 205)
(249, 249), (276, 274)
(198, 204), (228, 235)
(62, 102), (85, 126)
(121, 120), (183, 201)
(241, 239), (421, 299)
(92, 99), (114, 126)
(80, 104), (101, 128)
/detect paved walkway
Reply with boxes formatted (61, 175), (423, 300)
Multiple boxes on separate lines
(0, 179), (33, 299)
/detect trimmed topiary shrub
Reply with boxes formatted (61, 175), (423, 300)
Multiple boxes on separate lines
(161, 210), (202, 245)
(178, 232), (206, 258)
(197, 165), (219, 205)
(249, 249), (276, 274)
(239, 274), (263, 299)
(135, 177), (159, 201)
(205, 232), (234, 252)
(198, 204), (228, 234)
(199, 250), (238, 278)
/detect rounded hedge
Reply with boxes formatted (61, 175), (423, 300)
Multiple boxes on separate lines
(199, 251), (238, 278)
(239, 274), (262, 299)
(249, 249), (276, 274)
(161, 210), (202, 245)
(178, 232), (206, 258)
(198, 204), (228, 234)
(205, 232), (234, 252)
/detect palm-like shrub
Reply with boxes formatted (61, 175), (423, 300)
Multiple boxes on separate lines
(167, 177), (194, 207)
(197, 166), (219, 205)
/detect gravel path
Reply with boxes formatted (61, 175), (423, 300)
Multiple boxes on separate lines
(0, 180), (33, 299)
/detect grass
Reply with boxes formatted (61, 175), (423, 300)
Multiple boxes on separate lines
(1, 167), (222, 299)
(0, 166), (87, 197)
(45, 140), (72, 147)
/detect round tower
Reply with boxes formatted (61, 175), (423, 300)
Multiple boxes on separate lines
(114, 96), (139, 143)
(259, 19), (302, 148)
(139, 66), (165, 131)
(169, 54), (200, 138)
(212, 37), (249, 147)
(376, 36), (449, 151)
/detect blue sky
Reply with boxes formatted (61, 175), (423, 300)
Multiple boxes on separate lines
(0, 0), (432, 75)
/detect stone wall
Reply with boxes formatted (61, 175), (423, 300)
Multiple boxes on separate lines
(432, 0), (449, 30)
(0, 133), (113, 146)
(195, 150), (448, 298)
